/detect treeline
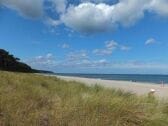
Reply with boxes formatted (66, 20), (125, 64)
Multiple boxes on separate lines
(0, 49), (53, 73)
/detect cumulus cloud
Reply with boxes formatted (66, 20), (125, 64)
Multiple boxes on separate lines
(149, 0), (168, 17)
(1, 0), (168, 33)
(67, 50), (88, 62)
(0, 0), (67, 19)
(80, 0), (116, 4)
(59, 58), (109, 68)
(93, 40), (130, 56)
(50, 0), (67, 13)
(105, 41), (118, 50)
(61, 3), (116, 33)
(60, 0), (168, 33)
(60, 1), (144, 33)
(61, 59), (168, 70)
(26, 53), (168, 73)
(45, 17), (61, 26)
(145, 38), (156, 45)
(93, 41), (117, 55)
(26, 53), (56, 67)
(26, 50), (108, 69)
(0, 0), (43, 18)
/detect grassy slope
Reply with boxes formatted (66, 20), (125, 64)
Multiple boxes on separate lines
(0, 71), (168, 126)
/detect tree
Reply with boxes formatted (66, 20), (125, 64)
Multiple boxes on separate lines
(0, 49), (33, 72)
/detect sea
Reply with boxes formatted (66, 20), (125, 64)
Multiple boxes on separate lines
(54, 73), (168, 84)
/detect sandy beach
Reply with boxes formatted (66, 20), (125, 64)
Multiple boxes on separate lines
(55, 75), (168, 98)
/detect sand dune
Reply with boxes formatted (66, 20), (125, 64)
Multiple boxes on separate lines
(56, 75), (168, 99)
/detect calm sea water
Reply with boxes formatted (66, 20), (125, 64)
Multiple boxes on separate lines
(55, 73), (168, 84)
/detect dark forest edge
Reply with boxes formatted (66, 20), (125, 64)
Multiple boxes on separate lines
(0, 49), (54, 74)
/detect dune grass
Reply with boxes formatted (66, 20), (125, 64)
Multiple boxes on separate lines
(0, 71), (168, 126)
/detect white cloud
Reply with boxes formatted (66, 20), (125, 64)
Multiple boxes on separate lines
(60, 0), (168, 33)
(106, 61), (168, 70)
(93, 40), (118, 55)
(0, 0), (67, 19)
(25, 52), (168, 74)
(45, 17), (61, 27)
(149, 0), (168, 17)
(80, 0), (111, 3)
(1, 0), (168, 33)
(50, 0), (67, 13)
(93, 40), (130, 56)
(120, 45), (131, 51)
(61, 59), (168, 70)
(105, 41), (118, 50)
(26, 53), (56, 67)
(61, 3), (116, 33)
(61, 43), (70, 49)
(145, 38), (156, 45)
(60, 1), (148, 33)
(66, 50), (89, 62)
(97, 59), (108, 65)
(0, 0), (43, 18)
(93, 49), (113, 55)
(60, 58), (109, 68)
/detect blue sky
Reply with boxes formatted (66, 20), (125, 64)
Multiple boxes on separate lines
(0, 0), (168, 74)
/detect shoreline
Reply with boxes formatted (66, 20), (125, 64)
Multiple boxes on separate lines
(56, 75), (166, 85)
(53, 75), (168, 98)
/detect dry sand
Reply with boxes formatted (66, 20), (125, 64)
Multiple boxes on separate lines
(55, 75), (168, 99)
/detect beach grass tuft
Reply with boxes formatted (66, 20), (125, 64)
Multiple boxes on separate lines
(0, 71), (168, 126)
